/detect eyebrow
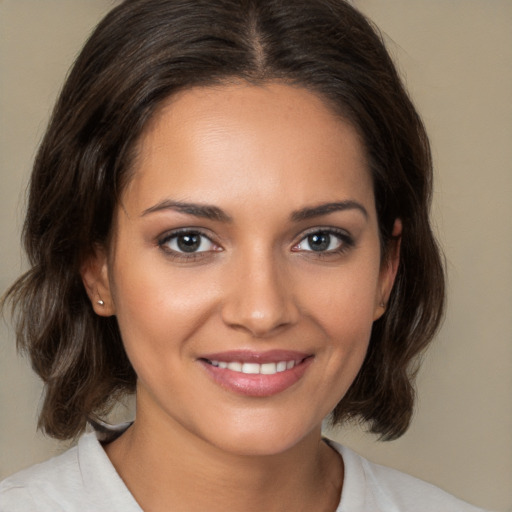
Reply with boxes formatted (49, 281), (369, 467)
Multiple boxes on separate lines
(141, 199), (368, 223)
(141, 200), (232, 222)
(291, 201), (368, 222)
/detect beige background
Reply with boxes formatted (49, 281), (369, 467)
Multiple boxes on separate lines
(1, 1), (511, 510)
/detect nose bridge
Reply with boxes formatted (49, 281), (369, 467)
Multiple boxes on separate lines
(221, 244), (298, 337)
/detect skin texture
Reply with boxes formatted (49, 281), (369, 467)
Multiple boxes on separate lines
(82, 82), (400, 512)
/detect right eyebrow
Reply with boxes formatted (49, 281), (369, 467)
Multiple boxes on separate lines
(141, 200), (233, 223)
(291, 200), (368, 222)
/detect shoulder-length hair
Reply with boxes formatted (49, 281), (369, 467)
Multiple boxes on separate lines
(3, 0), (444, 441)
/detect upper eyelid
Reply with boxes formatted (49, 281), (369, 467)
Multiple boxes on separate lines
(300, 226), (350, 234)
(295, 226), (353, 241)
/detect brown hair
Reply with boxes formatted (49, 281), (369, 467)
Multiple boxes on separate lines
(2, 0), (444, 441)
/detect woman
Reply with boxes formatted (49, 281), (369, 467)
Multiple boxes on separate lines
(0, 0), (490, 510)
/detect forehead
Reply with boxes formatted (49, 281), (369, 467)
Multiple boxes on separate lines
(124, 82), (374, 215)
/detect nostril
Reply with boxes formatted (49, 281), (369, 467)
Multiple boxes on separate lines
(222, 306), (298, 338)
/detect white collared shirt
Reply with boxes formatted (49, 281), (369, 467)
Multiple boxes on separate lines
(0, 428), (489, 511)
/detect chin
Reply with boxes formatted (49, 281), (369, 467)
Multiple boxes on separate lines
(193, 409), (322, 458)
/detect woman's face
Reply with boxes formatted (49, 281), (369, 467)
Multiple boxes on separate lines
(88, 82), (398, 456)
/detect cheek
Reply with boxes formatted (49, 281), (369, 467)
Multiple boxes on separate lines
(303, 259), (381, 334)
(320, 290), (374, 374)
(109, 255), (221, 369)
(301, 257), (381, 382)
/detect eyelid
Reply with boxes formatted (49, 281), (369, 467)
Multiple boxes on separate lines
(157, 228), (222, 258)
(292, 227), (355, 253)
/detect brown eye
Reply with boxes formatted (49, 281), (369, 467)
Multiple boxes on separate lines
(295, 230), (345, 252)
(307, 233), (332, 252)
(176, 233), (202, 252)
(160, 231), (216, 254)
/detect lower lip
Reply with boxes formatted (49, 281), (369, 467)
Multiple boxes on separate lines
(199, 357), (313, 397)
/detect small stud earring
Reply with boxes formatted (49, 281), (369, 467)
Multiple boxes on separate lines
(380, 301), (386, 308)
(97, 299), (105, 306)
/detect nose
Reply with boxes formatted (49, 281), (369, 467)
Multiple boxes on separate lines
(221, 251), (299, 338)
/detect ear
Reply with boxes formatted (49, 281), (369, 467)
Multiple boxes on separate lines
(374, 219), (402, 321)
(80, 246), (115, 317)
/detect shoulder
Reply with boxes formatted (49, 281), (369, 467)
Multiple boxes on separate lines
(0, 427), (140, 512)
(327, 441), (491, 512)
(0, 443), (81, 511)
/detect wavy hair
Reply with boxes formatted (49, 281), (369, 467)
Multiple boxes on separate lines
(2, 0), (444, 440)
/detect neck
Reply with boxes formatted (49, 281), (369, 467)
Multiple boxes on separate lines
(104, 403), (343, 512)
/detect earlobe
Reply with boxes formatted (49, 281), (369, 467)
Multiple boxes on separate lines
(374, 219), (402, 321)
(80, 246), (115, 316)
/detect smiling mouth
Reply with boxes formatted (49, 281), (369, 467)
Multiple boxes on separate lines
(203, 359), (301, 375)
(198, 352), (313, 397)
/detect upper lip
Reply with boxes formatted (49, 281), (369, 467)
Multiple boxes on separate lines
(198, 349), (311, 364)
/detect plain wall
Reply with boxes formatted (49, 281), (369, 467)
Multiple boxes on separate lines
(1, 1), (511, 511)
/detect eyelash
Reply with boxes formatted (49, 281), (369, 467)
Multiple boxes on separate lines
(157, 228), (219, 262)
(157, 227), (354, 261)
(291, 228), (355, 257)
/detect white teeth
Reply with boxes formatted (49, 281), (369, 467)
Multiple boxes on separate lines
(260, 362), (277, 375)
(209, 360), (297, 375)
(276, 361), (287, 372)
(242, 363), (260, 374)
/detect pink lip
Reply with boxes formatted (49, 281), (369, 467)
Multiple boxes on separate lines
(198, 350), (314, 397)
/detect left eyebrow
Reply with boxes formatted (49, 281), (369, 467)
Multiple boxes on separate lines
(291, 201), (368, 222)
(141, 200), (232, 222)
